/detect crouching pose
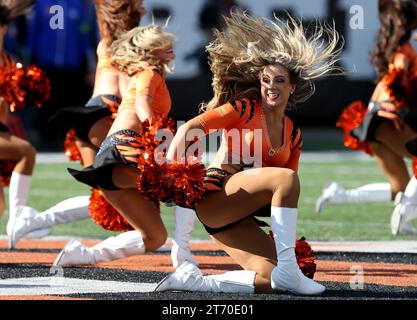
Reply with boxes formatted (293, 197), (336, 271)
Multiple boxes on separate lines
(11, 0), (197, 268)
(58, 23), (198, 268)
(0, 0), (51, 245)
(155, 11), (342, 295)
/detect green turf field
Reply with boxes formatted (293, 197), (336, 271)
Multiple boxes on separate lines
(1, 159), (416, 241)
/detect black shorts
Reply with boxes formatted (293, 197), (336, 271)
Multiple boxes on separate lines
(367, 108), (417, 154)
(50, 94), (121, 143)
(201, 168), (269, 235)
(68, 129), (143, 191)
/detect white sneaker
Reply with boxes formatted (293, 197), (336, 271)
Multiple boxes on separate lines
(8, 207), (50, 249)
(315, 182), (344, 213)
(271, 264), (325, 296)
(53, 240), (95, 267)
(155, 261), (203, 292)
(171, 241), (198, 269)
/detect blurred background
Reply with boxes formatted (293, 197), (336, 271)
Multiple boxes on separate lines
(4, 0), (416, 151)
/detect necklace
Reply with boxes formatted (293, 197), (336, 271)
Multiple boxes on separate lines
(260, 107), (284, 157)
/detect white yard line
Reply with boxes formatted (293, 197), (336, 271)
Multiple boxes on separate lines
(0, 277), (156, 296)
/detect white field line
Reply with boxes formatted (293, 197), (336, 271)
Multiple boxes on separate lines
(0, 277), (156, 295)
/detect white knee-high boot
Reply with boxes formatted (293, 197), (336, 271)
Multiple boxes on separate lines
(270, 207), (325, 295)
(53, 230), (146, 266)
(171, 206), (198, 269)
(7, 172), (32, 235)
(155, 261), (256, 293)
(391, 177), (417, 235)
(10, 196), (91, 248)
(316, 182), (391, 213)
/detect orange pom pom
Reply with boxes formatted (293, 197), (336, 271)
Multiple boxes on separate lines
(336, 101), (373, 155)
(162, 159), (206, 209)
(136, 115), (176, 204)
(89, 188), (133, 231)
(0, 63), (50, 112)
(22, 65), (51, 108)
(295, 237), (317, 279)
(64, 129), (83, 165)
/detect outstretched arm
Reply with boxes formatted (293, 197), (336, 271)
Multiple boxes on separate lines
(166, 117), (205, 162)
(167, 99), (252, 162)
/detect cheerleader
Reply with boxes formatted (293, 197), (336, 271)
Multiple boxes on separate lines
(0, 0), (52, 244)
(316, 0), (417, 236)
(10, 1), (198, 269)
(52, 23), (195, 268)
(8, 0), (143, 249)
(155, 11), (342, 295)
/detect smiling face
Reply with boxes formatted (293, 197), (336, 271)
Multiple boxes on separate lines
(260, 64), (295, 111)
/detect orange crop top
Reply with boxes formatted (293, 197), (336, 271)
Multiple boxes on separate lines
(118, 68), (171, 118)
(197, 98), (302, 172)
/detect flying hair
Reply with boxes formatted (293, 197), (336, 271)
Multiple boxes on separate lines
(203, 10), (344, 111)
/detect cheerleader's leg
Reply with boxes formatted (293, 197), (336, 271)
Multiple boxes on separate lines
(158, 167), (324, 295)
(54, 230), (146, 267)
(10, 196), (91, 247)
(0, 133), (36, 238)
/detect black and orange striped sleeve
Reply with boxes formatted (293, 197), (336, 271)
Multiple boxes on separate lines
(197, 98), (256, 134)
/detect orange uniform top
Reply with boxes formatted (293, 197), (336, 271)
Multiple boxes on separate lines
(118, 68), (171, 117)
(197, 98), (302, 173)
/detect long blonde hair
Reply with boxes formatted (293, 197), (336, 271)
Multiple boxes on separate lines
(110, 24), (176, 76)
(203, 10), (343, 111)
